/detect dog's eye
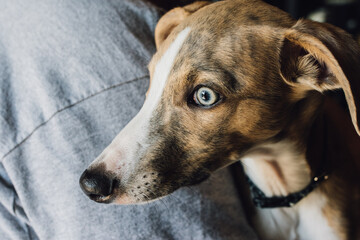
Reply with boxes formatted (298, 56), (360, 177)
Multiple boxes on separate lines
(193, 87), (220, 107)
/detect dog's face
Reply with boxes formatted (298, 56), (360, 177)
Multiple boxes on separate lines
(80, 0), (360, 204)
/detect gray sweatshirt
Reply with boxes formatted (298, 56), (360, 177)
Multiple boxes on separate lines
(0, 0), (257, 239)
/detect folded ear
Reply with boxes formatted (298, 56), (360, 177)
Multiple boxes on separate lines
(280, 19), (360, 135)
(155, 1), (211, 49)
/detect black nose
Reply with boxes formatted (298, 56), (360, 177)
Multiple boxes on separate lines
(79, 169), (114, 202)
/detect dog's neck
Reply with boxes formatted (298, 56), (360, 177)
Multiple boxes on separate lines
(239, 95), (360, 239)
(240, 93), (324, 198)
(240, 140), (312, 198)
(238, 96), (343, 240)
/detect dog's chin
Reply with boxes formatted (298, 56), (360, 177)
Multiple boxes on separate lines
(183, 171), (211, 186)
(112, 195), (135, 205)
(108, 194), (166, 205)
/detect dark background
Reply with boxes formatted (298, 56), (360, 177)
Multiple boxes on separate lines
(150, 0), (360, 38)
(266, 0), (359, 35)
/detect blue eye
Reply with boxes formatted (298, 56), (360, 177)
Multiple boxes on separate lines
(193, 87), (219, 107)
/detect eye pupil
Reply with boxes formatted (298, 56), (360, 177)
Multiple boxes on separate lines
(200, 91), (210, 101)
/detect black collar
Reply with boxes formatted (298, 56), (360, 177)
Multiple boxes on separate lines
(244, 100), (336, 209)
(246, 174), (329, 208)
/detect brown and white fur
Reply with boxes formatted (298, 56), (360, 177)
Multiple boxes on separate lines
(79, 1), (360, 239)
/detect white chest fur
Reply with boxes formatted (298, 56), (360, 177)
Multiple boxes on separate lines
(240, 141), (339, 240)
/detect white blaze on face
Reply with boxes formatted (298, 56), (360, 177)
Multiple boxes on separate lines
(146, 27), (191, 111)
(90, 27), (192, 176)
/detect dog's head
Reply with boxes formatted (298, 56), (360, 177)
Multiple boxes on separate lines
(80, 0), (360, 204)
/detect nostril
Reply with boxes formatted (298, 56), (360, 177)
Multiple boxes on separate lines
(79, 169), (114, 199)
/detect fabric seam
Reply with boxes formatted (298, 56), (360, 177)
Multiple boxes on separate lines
(25, 224), (33, 240)
(1, 75), (148, 161)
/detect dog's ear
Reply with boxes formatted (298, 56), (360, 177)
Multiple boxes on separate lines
(155, 1), (211, 49)
(280, 19), (360, 135)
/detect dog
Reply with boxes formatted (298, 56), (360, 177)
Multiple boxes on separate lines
(79, 1), (360, 239)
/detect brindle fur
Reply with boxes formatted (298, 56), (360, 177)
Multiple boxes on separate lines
(146, 0), (318, 200)
(81, 0), (360, 238)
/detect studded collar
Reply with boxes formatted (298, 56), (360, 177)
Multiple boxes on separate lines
(246, 174), (329, 208)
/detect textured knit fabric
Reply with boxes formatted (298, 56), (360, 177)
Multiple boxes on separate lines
(0, 0), (258, 239)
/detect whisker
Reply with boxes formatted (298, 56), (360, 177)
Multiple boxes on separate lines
(142, 192), (161, 215)
(147, 188), (171, 213)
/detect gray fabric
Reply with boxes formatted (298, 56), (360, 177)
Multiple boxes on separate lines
(0, 0), (258, 239)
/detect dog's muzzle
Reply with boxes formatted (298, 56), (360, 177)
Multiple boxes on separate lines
(79, 169), (116, 203)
